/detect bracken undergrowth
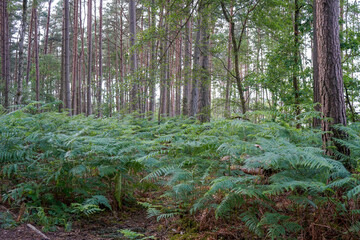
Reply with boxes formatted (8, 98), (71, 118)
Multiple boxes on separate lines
(1, 104), (360, 239)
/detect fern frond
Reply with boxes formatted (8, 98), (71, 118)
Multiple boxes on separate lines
(142, 165), (178, 182)
(84, 195), (112, 210)
(241, 211), (263, 237)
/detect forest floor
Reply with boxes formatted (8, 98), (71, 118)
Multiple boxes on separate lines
(0, 204), (169, 240)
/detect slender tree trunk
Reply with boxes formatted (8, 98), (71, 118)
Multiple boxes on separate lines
(312, 0), (321, 127)
(25, 7), (34, 86)
(190, 18), (201, 117)
(165, 24), (170, 117)
(14, 50), (19, 97)
(182, 7), (191, 116)
(220, 1), (258, 114)
(120, 6), (124, 110)
(72, 0), (79, 115)
(149, 0), (156, 117)
(60, 9), (65, 111)
(1, 0), (9, 109)
(176, 35), (182, 116)
(43, 0), (52, 55)
(231, 33), (246, 115)
(79, 0), (85, 113)
(107, 36), (112, 117)
(64, 0), (71, 113)
(34, 7), (40, 103)
(224, 6), (232, 118)
(87, 0), (93, 116)
(293, 0), (301, 127)
(97, 0), (103, 117)
(129, 0), (138, 112)
(15, 0), (28, 106)
(93, 0), (98, 114)
(115, 40), (120, 112)
(197, 2), (211, 123)
(158, 38), (164, 119)
(315, 0), (349, 158)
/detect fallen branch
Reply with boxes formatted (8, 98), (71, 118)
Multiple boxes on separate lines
(27, 224), (50, 240)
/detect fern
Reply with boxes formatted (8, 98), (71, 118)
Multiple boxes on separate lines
(83, 195), (112, 210)
(71, 203), (103, 216)
(258, 212), (302, 239)
(241, 211), (263, 237)
(2, 105), (360, 237)
(348, 221), (360, 234)
(142, 165), (179, 182)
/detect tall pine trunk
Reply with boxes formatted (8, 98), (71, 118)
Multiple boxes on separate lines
(107, 36), (112, 116)
(312, 0), (321, 127)
(224, 6), (232, 118)
(149, 0), (156, 117)
(43, 0), (52, 55)
(64, 0), (71, 113)
(86, 0), (93, 116)
(175, 35), (182, 116)
(293, 0), (301, 127)
(72, 0), (79, 115)
(25, 7), (34, 86)
(97, 0), (103, 117)
(182, 7), (191, 116)
(34, 6), (40, 103)
(1, 0), (10, 109)
(15, 0), (28, 106)
(315, 0), (348, 158)
(129, 0), (138, 112)
(190, 18), (201, 117)
(197, 2), (211, 123)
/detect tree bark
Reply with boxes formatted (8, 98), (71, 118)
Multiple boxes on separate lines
(129, 0), (138, 112)
(197, 2), (211, 123)
(149, 0), (156, 117)
(115, 39), (120, 112)
(64, 0), (71, 113)
(79, 0), (85, 113)
(224, 6), (232, 118)
(315, 0), (348, 157)
(72, 0), (79, 115)
(120, 5), (124, 110)
(176, 35), (182, 116)
(107, 36), (112, 116)
(15, 0), (28, 106)
(190, 18), (201, 117)
(60, 8), (65, 112)
(293, 0), (301, 128)
(97, 0), (103, 117)
(182, 7), (191, 116)
(87, 0), (93, 116)
(220, 1), (258, 115)
(1, 0), (9, 109)
(34, 6), (40, 103)
(43, 0), (52, 55)
(25, 7), (35, 86)
(312, 0), (321, 127)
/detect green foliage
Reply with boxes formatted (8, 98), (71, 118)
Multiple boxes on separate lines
(141, 116), (360, 238)
(2, 106), (360, 238)
(70, 203), (103, 216)
(258, 213), (302, 239)
(0, 212), (17, 229)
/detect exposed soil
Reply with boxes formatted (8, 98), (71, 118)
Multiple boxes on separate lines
(0, 206), (169, 240)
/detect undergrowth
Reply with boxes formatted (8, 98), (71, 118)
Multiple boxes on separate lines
(1, 105), (360, 239)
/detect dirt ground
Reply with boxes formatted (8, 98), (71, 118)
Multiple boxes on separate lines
(0, 206), (169, 240)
